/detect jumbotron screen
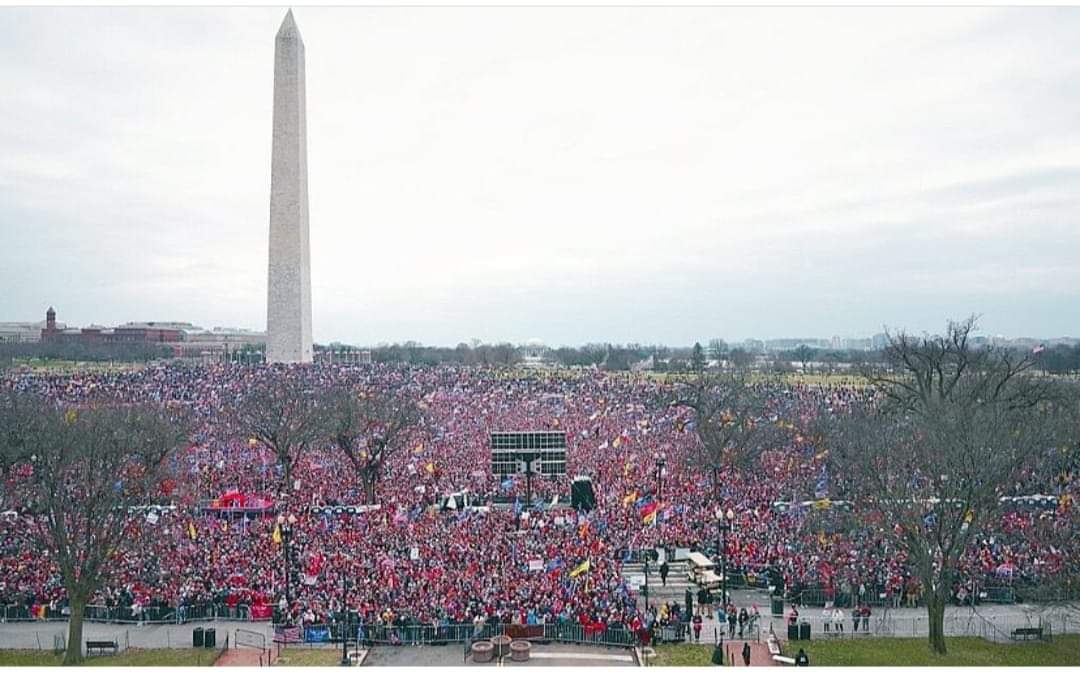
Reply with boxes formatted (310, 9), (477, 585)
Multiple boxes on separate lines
(490, 431), (567, 476)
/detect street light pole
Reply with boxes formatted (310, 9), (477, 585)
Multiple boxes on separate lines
(656, 457), (665, 504)
(278, 513), (296, 619)
(340, 572), (350, 666)
(716, 507), (734, 609)
(644, 551), (650, 616)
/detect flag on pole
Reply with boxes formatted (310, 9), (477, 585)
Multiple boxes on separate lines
(187, 521), (198, 540)
(569, 559), (591, 578)
(622, 491), (639, 507)
(815, 464), (829, 499)
(272, 523), (282, 544)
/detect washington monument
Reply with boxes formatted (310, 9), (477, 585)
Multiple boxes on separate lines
(266, 9), (313, 364)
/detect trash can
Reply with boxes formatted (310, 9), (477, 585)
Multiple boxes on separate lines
(192, 627), (204, 648)
(787, 623), (799, 641)
(771, 596), (784, 617)
(799, 622), (811, 641)
(711, 644), (725, 665)
(204, 627), (216, 648)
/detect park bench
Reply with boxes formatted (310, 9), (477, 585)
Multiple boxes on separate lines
(773, 655), (796, 665)
(85, 639), (118, 656)
(1010, 627), (1043, 641)
(767, 636), (781, 656)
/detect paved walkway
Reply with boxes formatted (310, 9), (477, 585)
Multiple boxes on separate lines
(215, 647), (271, 667)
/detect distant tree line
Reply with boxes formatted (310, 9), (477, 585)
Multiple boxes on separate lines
(0, 341), (174, 366)
(1035, 343), (1080, 376)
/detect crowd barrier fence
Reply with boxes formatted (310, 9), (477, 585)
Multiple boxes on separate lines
(272, 621), (640, 649)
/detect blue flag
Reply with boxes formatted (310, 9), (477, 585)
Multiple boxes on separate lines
(815, 464), (829, 499)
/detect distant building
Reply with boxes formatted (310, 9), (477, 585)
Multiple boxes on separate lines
(36, 306), (267, 361)
(0, 318), (49, 343)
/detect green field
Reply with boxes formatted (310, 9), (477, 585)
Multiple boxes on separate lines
(6, 358), (146, 374)
(0, 648), (223, 666)
(274, 647), (349, 666)
(653, 636), (1080, 666)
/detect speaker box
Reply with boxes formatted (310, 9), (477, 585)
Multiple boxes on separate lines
(571, 477), (595, 512)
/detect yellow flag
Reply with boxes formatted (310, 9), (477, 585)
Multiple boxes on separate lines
(413, 444), (424, 454)
(612, 436), (622, 449)
(187, 522), (197, 540)
(425, 462), (435, 474)
(248, 438), (258, 447)
(813, 498), (832, 511)
(569, 559), (591, 578)
(622, 491), (638, 507)
(272, 523), (282, 544)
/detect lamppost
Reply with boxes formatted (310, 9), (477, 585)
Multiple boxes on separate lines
(715, 507), (734, 607)
(656, 457), (666, 504)
(340, 570), (351, 666)
(643, 550), (650, 616)
(277, 513), (297, 614)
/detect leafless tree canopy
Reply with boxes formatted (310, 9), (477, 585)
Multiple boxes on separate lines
(229, 370), (325, 496)
(0, 390), (189, 664)
(822, 316), (1079, 654)
(324, 385), (420, 504)
(670, 369), (782, 498)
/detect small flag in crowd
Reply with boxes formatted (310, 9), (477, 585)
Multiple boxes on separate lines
(569, 559), (591, 578)
(187, 521), (198, 540)
(272, 523), (282, 544)
(815, 464), (829, 499)
(622, 491), (638, 507)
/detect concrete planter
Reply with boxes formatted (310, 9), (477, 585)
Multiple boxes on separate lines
(510, 640), (531, 662)
(472, 640), (494, 663)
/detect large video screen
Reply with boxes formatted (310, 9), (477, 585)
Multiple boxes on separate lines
(490, 431), (567, 476)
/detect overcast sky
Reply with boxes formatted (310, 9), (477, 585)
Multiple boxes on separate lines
(2, 6), (1078, 346)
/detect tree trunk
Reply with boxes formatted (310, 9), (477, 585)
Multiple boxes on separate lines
(365, 471), (376, 504)
(926, 591), (948, 655)
(63, 597), (85, 665)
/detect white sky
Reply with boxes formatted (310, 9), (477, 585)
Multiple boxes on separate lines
(2, 6), (1079, 346)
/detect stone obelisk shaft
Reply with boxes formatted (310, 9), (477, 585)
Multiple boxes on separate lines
(266, 9), (313, 364)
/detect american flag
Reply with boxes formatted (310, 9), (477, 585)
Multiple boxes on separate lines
(274, 626), (303, 643)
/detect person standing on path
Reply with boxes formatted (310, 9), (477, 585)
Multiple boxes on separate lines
(660, 561), (669, 587)
(742, 642), (751, 666)
(693, 613), (702, 642)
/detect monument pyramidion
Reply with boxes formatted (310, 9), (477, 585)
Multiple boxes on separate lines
(266, 9), (313, 364)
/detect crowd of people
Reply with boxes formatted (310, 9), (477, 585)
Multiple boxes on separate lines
(0, 362), (1076, 634)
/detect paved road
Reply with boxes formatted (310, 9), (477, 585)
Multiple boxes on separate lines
(366, 642), (636, 667)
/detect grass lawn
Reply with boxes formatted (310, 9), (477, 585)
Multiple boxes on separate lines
(0, 648), (223, 666)
(274, 647), (349, 666)
(794, 635), (1080, 666)
(652, 644), (717, 666)
(653, 636), (1080, 667)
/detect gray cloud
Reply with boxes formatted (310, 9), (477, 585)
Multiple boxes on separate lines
(1, 7), (1078, 346)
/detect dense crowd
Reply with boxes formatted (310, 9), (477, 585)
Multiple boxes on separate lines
(0, 363), (1076, 632)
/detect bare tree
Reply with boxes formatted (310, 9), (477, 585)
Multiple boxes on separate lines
(325, 386), (420, 504)
(230, 371), (325, 497)
(794, 344), (815, 373)
(671, 369), (782, 501)
(0, 391), (189, 665)
(820, 317), (1076, 655)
